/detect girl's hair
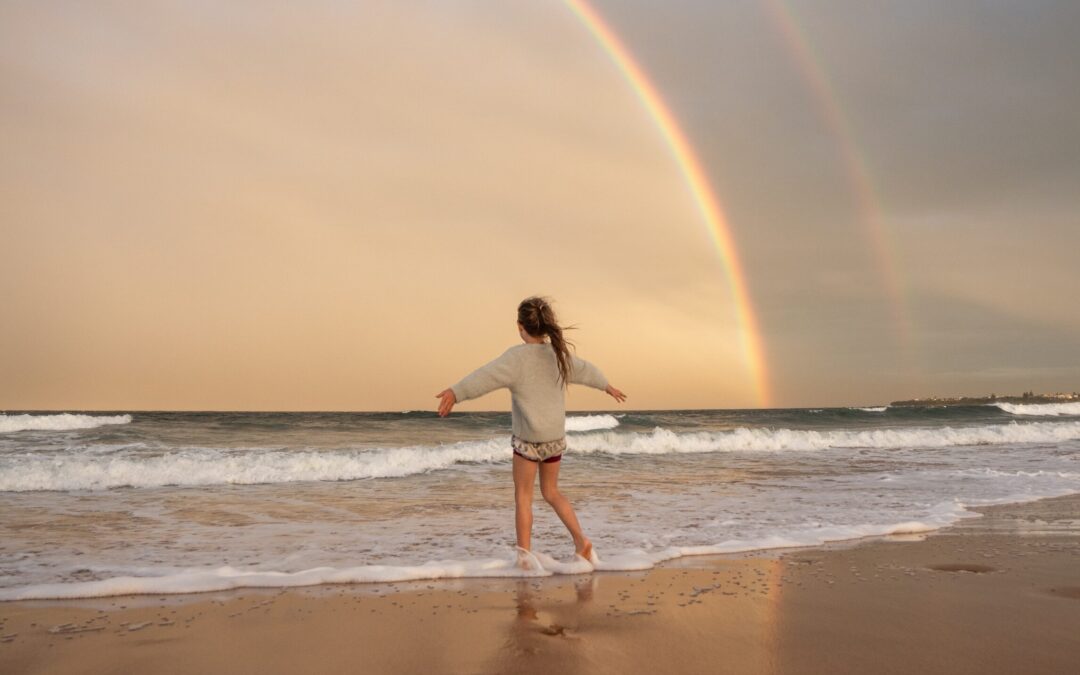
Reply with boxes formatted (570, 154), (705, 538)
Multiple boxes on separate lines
(518, 296), (577, 389)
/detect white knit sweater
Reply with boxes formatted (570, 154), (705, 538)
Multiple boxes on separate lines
(450, 343), (609, 442)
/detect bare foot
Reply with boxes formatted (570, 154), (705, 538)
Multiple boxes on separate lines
(579, 539), (599, 566)
(516, 546), (539, 571)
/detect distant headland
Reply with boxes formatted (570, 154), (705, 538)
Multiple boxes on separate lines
(890, 391), (1079, 407)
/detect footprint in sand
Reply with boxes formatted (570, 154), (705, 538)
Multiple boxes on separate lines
(540, 623), (566, 636)
(529, 608), (573, 638)
(515, 588), (573, 639)
(1047, 586), (1080, 600)
(927, 563), (996, 574)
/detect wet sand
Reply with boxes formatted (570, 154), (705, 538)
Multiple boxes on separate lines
(2, 494), (1078, 674)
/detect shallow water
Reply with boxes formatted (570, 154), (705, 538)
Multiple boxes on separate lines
(1, 404), (1078, 599)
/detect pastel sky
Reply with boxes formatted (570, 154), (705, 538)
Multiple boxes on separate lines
(2, 0), (1077, 411)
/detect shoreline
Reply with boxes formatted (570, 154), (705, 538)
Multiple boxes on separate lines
(2, 493), (1079, 674)
(3, 487), (1076, 602)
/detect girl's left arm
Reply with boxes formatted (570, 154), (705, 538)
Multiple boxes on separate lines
(569, 354), (609, 391)
(570, 355), (627, 402)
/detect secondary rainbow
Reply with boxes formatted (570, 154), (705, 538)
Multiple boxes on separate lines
(563, 0), (771, 407)
(762, 0), (913, 351)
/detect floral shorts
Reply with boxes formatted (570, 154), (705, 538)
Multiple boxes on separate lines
(511, 434), (566, 464)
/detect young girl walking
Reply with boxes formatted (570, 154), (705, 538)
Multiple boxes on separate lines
(436, 296), (626, 569)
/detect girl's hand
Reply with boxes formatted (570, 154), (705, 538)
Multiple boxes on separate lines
(435, 388), (457, 417)
(605, 384), (627, 403)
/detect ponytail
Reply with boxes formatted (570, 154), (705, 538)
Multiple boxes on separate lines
(517, 296), (577, 389)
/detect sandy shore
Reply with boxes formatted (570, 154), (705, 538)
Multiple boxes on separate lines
(2, 494), (1078, 674)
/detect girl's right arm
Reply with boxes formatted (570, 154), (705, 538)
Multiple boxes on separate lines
(449, 347), (520, 404)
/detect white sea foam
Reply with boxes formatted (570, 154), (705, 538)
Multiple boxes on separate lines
(568, 421), (1080, 455)
(0, 438), (510, 492)
(993, 401), (1080, 417)
(592, 504), (969, 571)
(0, 557), (551, 601)
(0, 501), (985, 601)
(0, 413), (132, 434)
(857, 406), (888, 412)
(565, 414), (619, 432)
(3, 421), (1079, 492)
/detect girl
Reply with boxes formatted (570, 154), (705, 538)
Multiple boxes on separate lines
(435, 296), (627, 568)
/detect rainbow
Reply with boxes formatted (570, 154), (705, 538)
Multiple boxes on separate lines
(761, 0), (913, 349)
(563, 0), (771, 407)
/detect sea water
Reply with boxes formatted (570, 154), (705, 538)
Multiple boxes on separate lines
(1, 404), (1078, 599)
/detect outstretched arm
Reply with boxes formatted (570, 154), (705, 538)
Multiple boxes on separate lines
(570, 355), (627, 402)
(604, 384), (627, 403)
(436, 348), (519, 417)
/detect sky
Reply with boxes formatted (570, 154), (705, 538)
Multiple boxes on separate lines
(2, 0), (1077, 411)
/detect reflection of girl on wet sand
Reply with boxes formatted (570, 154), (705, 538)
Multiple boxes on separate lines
(473, 576), (601, 675)
(501, 576), (597, 668)
(437, 296), (626, 568)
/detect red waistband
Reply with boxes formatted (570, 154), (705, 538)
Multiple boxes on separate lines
(513, 449), (562, 464)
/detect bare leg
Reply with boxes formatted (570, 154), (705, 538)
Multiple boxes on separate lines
(539, 459), (591, 557)
(512, 454), (539, 552)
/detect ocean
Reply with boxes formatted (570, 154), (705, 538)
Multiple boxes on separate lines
(1, 404), (1078, 600)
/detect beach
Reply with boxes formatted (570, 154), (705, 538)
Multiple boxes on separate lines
(3, 492), (1077, 674)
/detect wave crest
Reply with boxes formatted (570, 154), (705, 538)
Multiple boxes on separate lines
(0, 438), (510, 492)
(993, 401), (1080, 417)
(3, 421), (1079, 492)
(565, 414), (619, 432)
(0, 413), (132, 434)
(568, 421), (1080, 455)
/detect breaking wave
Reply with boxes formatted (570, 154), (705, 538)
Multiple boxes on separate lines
(565, 414), (620, 432)
(0, 413), (132, 434)
(3, 421), (1079, 492)
(993, 401), (1080, 417)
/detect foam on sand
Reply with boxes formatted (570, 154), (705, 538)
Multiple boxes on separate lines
(0, 413), (132, 433)
(0, 500), (990, 601)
